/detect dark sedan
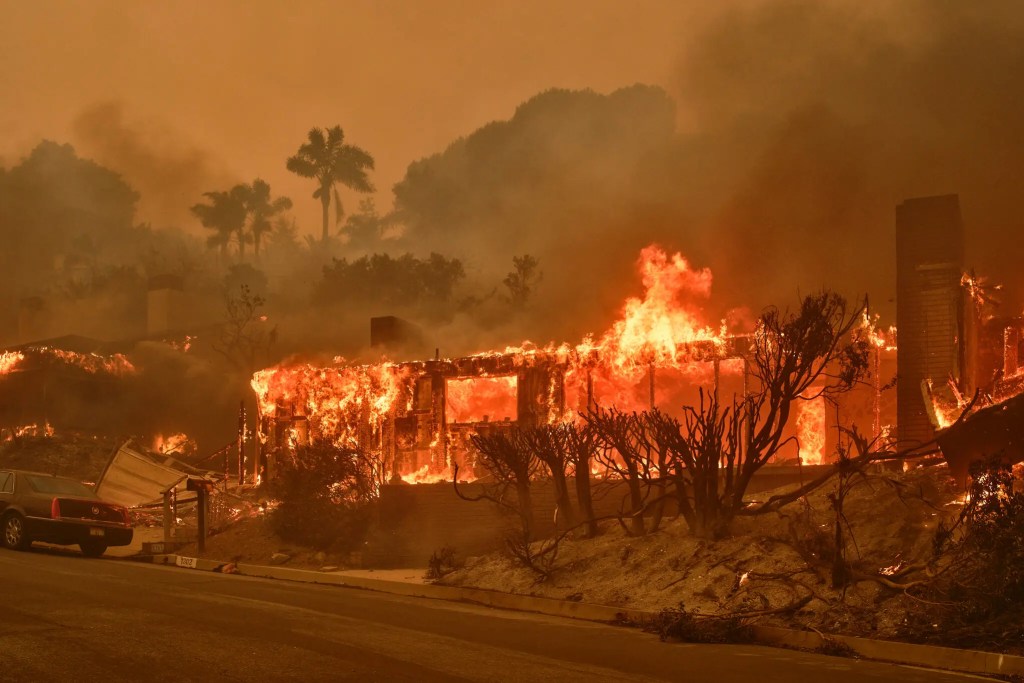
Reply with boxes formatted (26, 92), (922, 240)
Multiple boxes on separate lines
(0, 469), (133, 557)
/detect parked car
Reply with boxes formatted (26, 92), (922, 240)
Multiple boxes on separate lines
(0, 469), (133, 557)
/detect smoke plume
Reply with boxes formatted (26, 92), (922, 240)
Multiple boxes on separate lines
(72, 101), (235, 229)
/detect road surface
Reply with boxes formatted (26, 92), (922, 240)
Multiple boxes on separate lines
(0, 547), (997, 682)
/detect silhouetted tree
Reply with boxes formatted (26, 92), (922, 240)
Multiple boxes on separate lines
(503, 254), (541, 308)
(216, 284), (275, 372)
(584, 407), (661, 536)
(392, 86), (674, 251)
(643, 292), (871, 539)
(244, 178), (292, 260)
(286, 126), (374, 244)
(564, 423), (599, 538)
(314, 252), (465, 317)
(191, 185), (248, 260)
(0, 141), (138, 302)
(520, 425), (576, 531)
(341, 197), (386, 252)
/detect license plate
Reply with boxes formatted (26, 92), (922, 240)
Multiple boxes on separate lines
(89, 528), (104, 537)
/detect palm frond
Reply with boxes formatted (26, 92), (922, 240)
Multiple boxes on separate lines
(286, 155), (318, 178)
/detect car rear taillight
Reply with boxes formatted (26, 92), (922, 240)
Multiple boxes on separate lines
(51, 497), (61, 519)
(120, 507), (132, 526)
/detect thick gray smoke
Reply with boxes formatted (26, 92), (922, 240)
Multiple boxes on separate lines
(72, 101), (236, 229)
(675, 0), (1024, 318)
(388, 1), (1024, 354)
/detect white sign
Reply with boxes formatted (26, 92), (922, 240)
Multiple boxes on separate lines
(175, 556), (198, 569)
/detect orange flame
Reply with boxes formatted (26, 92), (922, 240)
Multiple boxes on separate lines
(0, 351), (24, 375)
(599, 245), (723, 372)
(46, 349), (136, 375)
(3, 422), (55, 440)
(859, 312), (897, 352)
(796, 394), (826, 465)
(446, 376), (518, 424)
(152, 432), (196, 457)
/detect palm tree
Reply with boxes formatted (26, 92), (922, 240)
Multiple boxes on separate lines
(286, 126), (374, 243)
(244, 179), (292, 260)
(191, 185), (248, 260)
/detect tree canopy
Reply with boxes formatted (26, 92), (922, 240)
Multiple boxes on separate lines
(286, 126), (374, 244)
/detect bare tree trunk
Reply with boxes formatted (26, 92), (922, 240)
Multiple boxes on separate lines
(625, 464), (646, 536)
(575, 471), (598, 537)
(516, 479), (535, 541)
(550, 468), (576, 531)
(649, 479), (667, 533)
(321, 194), (330, 243)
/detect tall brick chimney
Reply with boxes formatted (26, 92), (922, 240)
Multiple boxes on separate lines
(895, 194), (965, 450)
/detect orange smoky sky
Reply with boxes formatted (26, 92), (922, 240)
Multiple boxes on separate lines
(0, 0), (719, 232)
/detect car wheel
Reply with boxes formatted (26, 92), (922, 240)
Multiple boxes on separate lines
(2, 513), (30, 551)
(79, 540), (108, 558)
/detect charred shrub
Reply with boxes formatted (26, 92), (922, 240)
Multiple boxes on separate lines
(268, 441), (372, 552)
(941, 463), (1024, 613)
(647, 603), (753, 644)
(904, 461), (1024, 648)
(425, 546), (459, 581)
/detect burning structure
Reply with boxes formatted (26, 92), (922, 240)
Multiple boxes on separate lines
(893, 195), (1024, 479)
(251, 246), (893, 485)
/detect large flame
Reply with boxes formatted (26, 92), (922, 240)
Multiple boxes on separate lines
(599, 246), (723, 372)
(796, 394), (826, 465)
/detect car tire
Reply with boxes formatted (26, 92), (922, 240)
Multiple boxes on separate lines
(2, 513), (31, 551)
(79, 540), (108, 558)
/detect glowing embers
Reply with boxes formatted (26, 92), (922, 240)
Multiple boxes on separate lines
(445, 376), (518, 424)
(2, 423), (54, 441)
(43, 348), (135, 375)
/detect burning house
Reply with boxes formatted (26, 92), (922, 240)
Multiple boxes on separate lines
(894, 195), (1024, 479)
(251, 245), (896, 486)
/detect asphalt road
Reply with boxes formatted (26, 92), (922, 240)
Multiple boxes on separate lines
(0, 547), (998, 682)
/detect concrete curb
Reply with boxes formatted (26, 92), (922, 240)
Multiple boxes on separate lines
(137, 554), (1024, 678)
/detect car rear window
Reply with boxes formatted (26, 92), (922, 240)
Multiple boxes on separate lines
(24, 474), (95, 497)
(0, 472), (11, 493)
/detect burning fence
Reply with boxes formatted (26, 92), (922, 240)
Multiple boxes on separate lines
(251, 246), (891, 484)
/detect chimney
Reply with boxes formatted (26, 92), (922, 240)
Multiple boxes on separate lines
(147, 274), (184, 337)
(895, 194), (965, 449)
